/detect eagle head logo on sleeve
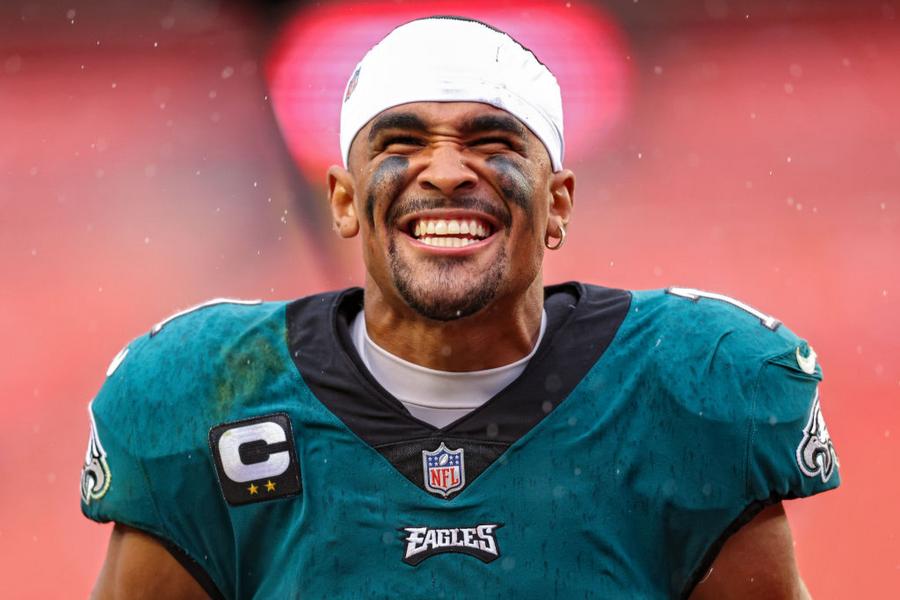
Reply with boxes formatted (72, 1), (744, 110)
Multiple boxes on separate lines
(81, 407), (111, 505)
(796, 389), (838, 483)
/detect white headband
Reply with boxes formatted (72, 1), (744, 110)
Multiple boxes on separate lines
(340, 17), (565, 171)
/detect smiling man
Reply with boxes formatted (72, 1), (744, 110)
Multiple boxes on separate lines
(82, 17), (839, 600)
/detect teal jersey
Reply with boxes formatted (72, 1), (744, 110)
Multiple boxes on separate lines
(80, 284), (839, 599)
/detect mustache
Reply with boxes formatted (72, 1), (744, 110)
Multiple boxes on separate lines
(386, 196), (513, 230)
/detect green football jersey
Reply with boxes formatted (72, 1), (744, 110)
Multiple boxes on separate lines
(80, 283), (839, 599)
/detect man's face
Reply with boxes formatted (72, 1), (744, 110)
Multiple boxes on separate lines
(336, 102), (566, 321)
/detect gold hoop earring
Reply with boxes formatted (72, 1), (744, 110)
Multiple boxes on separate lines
(545, 224), (566, 250)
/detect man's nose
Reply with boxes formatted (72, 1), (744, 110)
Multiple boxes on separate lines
(416, 144), (478, 196)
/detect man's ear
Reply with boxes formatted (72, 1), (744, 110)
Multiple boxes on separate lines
(327, 165), (359, 238)
(547, 169), (575, 238)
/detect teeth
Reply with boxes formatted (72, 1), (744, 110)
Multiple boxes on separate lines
(410, 218), (492, 241)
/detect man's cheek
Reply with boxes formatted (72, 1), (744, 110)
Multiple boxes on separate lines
(485, 155), (535, 215)
(365, 156), (409, 226)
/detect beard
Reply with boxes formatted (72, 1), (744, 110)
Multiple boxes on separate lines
(388, 238), (508, 321)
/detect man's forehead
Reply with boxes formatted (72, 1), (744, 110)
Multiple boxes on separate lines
(362, 102), (532, 138)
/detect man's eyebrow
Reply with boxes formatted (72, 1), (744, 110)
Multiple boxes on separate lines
(460, 114), (528, 138)
(367, 113), (428, 142)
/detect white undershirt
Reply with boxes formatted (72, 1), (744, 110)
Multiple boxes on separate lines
(350, 309), (547, 428)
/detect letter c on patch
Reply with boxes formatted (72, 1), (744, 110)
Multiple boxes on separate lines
(218, 421), (290, 483)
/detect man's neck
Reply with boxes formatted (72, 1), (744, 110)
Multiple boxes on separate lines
(362, 277), (545, 372)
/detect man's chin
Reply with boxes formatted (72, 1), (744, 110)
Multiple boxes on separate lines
(388, 239), (508, 321)
(395, 283), (496, 322)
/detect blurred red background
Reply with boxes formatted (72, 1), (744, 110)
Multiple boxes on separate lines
(1, 0), (897, 597)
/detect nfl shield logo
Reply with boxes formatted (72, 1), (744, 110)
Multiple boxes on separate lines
(422, 443), (465, 497)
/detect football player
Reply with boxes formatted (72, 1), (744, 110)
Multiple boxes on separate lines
(83, 17), (839, 599)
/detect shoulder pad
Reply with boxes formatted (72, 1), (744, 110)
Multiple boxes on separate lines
(91, 298), (287, 456)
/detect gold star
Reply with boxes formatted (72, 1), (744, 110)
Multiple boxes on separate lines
(265, 480), (276, 492)
(247, 483), (259, 495)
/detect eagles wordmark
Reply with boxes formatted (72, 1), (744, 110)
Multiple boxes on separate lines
(402, 524), (502, 566)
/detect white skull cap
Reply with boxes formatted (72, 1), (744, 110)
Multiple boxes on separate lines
(340, 17), (565, 171)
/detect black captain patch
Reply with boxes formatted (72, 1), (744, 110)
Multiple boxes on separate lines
(209, 413), (301, 506)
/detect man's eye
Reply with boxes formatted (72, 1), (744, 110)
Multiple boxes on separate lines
(382, 137), (424, 152)
(470, 137), (514, 151)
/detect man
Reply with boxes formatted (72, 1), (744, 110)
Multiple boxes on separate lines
(82, 17), (839, 599)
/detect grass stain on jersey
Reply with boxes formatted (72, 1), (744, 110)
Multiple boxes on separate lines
(214, 331), (285, 419)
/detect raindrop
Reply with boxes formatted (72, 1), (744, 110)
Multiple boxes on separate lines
(544, 374), (562, 392)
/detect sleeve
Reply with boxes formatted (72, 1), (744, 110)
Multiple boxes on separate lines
(80, 336), (232, 599)
(80, 337), (167, 535)
(747, 342), (841, 501)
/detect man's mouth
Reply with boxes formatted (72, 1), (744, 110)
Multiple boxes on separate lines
(406, 217), (495, 248)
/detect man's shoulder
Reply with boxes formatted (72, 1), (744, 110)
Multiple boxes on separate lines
(88, 298), (297, 449)
(586, 284), (823, 426)
(623, 286), (813, 369)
